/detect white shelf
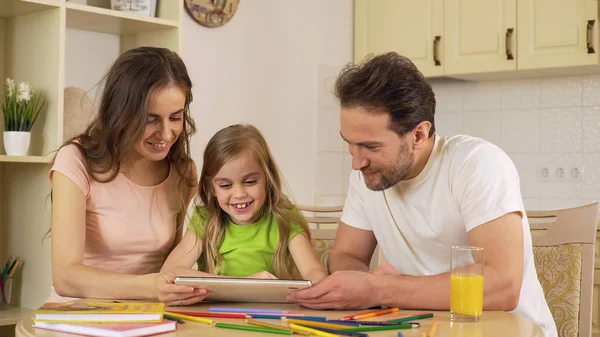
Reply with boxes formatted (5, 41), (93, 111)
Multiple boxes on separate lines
(0, 155), (51, 164)
(0, 306), (32, 326)
(65, 2), (178, 35)
(0, 0), (61, 18)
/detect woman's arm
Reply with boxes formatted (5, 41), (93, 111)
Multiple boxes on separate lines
(51, 172), (206, 305)
(289, 233), (329, 283)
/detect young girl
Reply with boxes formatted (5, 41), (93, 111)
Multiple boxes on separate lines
(162, 124), (328, 287)
(49, 47), (207, 306)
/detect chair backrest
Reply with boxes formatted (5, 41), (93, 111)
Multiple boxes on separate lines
(297, 204), (379, 271)
(527, 203), (598, 337)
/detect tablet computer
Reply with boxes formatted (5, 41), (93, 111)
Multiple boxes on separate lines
(173, 276), (312, 303)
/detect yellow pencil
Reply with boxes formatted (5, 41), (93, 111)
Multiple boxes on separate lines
(247, 319), (293, 332)
(428, 322), (438, 337)
(286, 318), (354, 330)
(164, 311), (213, 324)
(289, 323), (339, 337)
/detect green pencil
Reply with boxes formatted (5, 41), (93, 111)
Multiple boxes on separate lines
(386, 313), (434, 323)
(341, 324), (414, 332)
(215, 322), (293, 335)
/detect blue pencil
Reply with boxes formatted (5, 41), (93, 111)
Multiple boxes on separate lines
(248, 314), (326, 320)
(210, 308), (284, 314)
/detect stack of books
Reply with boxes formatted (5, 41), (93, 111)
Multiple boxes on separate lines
(33, 301), (177, 337)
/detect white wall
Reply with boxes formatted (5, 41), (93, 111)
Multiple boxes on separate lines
(64, 29), (120, 103)
(182, 0), (354, 204)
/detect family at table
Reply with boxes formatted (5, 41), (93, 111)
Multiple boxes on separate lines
(46, 47), (556, 337)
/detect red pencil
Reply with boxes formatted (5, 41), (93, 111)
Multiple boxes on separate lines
(167, 311), (247, 319)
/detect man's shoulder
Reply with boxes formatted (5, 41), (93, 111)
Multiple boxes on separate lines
(439, 134), (505, 162)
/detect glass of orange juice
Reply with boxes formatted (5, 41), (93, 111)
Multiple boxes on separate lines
(450, 246), (484, 322)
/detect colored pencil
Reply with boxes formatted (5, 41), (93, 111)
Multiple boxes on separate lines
(329, 319), (399, 326)
(215, 322), (292, 335)
(301, 326), (369, 337)
(340, 324), (414, 332)
(168, 311), (247, 319)
(342, 307), (399, 320)
(210, 307), (285, 314)
(287, 318), (359, 329)
(163, 313), (186, 324)
(247, 319), (293, 331)
(248, 314), (310, 319)
(289, 323), (339, 337)
(164, 311), (212, 324)
(386, 313), (434, 323)
(428, 322), (438, 337)
(397, 332), (404, 337)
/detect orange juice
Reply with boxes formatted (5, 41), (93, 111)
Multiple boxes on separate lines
(450, 274), (484, 317)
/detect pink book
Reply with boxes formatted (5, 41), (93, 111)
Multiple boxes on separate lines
(33, 320), (176, 337)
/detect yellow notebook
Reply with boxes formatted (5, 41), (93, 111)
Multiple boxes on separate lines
(34, 301), (164, 323)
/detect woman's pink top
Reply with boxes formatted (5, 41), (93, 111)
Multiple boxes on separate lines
(47, 144), (181, 301)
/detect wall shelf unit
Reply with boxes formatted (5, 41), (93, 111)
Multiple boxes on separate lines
(0, 0), (184, 330)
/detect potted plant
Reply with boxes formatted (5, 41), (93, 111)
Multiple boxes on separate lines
(0, 78), (45, 156)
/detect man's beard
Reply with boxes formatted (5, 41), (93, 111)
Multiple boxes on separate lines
(362, 144), (414, 191)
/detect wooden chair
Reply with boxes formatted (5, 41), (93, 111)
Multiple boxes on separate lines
(528, 203), (599, 337)
(297, 204), (379, 272)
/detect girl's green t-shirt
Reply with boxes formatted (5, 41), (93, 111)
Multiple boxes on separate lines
(188, 207), (305, 277)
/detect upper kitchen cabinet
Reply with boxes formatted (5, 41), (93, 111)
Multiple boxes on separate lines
(518, 0), (598, 70)
(444, 0), (517, 75)
(354, 0), (444, 77)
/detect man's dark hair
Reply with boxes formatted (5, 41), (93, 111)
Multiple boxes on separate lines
(335, 52), (436, 137)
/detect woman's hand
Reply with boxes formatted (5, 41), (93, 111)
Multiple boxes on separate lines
(247, 271), (278, 279)
(155, 273), (210, 306)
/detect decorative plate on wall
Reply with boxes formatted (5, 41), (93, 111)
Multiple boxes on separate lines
(185, 0), (240, 28)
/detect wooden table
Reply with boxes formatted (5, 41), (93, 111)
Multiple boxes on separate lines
(16, 303), (543, 337)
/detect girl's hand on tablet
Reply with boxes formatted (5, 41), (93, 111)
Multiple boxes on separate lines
(155, 273), (211, 306)
(248, 271), (278, 280)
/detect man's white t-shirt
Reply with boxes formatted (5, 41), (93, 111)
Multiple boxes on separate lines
(340, 134), (556, 337)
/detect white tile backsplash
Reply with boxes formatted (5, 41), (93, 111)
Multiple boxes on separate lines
(317, 64), (344, 109)
(540, 77), (582, 108)
(540, 107), (582, 153)
(501, 79), (541, 110)
(315, 70), (600, 212)
(502, 109), (541, 153)
(583, 106), (600, 152)
(463, 111), (503, 147)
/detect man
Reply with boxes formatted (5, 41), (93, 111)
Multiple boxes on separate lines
(287, 52), (556, 337)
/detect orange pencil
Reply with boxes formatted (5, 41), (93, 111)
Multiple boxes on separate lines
(342, 307), (399, 320)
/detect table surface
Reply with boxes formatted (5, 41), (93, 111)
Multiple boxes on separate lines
(16, 302), (543, 337)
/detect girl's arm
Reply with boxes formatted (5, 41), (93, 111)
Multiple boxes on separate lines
(289, 233), (329, 283)
(51, 172), (205, 305)
(161, 229), (220, 277)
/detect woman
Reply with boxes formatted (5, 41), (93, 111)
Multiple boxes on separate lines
(49, 47), (206, 306)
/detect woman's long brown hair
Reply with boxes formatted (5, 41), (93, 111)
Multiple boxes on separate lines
(50, 47), (197, 237)
(198, 124), (309, 279)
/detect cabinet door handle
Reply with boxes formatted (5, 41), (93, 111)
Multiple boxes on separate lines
(433, 36), (441, 66)
(505, 28), (514, 60)
(587, 20), (595, 54)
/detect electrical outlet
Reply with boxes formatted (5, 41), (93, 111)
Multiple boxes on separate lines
(538, 165), (553, 181)
(566, 164), (585, 182)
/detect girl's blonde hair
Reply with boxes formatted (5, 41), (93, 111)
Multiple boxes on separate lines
(199, 124), (309, 279)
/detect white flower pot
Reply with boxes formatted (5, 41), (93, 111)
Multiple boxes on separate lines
(3, 131), (31, 156)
